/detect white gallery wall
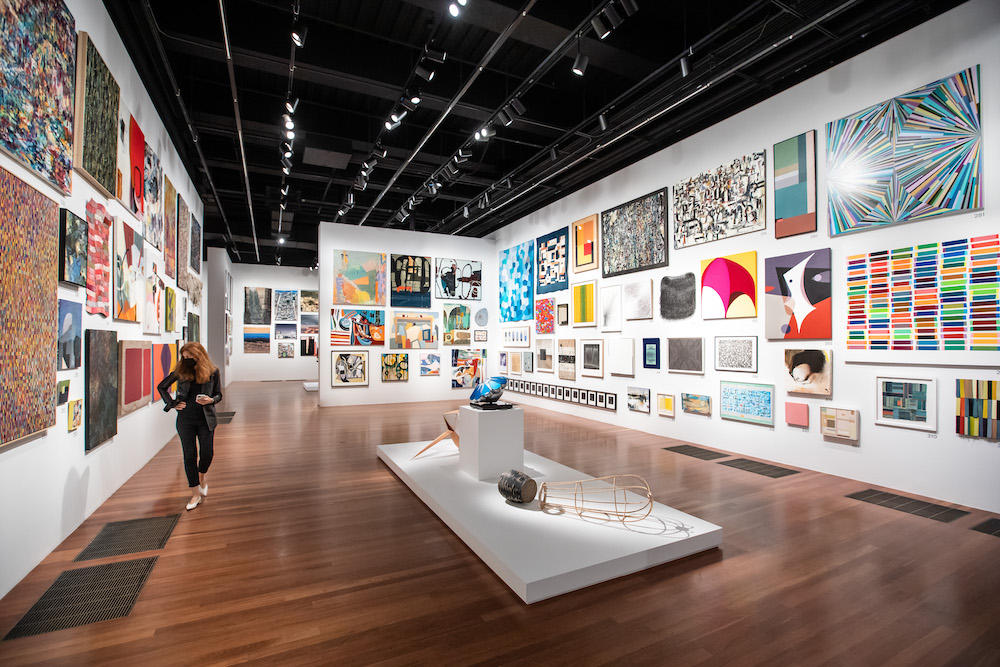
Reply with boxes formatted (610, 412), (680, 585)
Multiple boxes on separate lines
(207, 247), (233, 386)
(491, 0), (1000, 513)
(0, 0), (205, 599)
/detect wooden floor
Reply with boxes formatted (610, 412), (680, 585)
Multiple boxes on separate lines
(1, 381), (999, 665)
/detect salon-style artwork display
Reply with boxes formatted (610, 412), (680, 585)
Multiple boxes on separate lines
(784, 349), (832, 396)
(536, 227), (569, 294)
(332, 351), (369, 386)
(334, 249), (386, 306)
(601, 189), (668, 278)
(701, 251), (757, 320)
(499, 241), (534, 321)
(673, 152), (766, 249)
(764, 249), (831, 340)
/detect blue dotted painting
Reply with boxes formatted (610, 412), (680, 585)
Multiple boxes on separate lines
(499, 241), (534, 322)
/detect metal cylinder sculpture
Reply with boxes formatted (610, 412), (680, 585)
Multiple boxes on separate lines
(497, 469), (537, 503)
(538, 474), (654, 523)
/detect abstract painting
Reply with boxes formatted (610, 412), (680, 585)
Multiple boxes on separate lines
(85, 199), (113, 317)
(828, 67), (982, 236)
(682, 393), (711, 416)
(535, 298), (555, 334)
(657, 394), (675, 418)
(667, 338), (704, 374)
(601, 189), (667, 278)
(390, 254), (432, 308)
(451, 349), (486, 388)
(152, 342), (177, 394)
(573, 279), (597, 328)
(165, 287), (176, 332)
(820, 407), (859, 442)
(277, 343), (295, 359)
(623, 279), (653, 320)
(509, 352), (522, 376)
(300, 313), (319, 335)
(0, 0), (75, 192)
(572, 214), (599, 273)
(57, 380), (70, 405)
(420, 352), (441, 376)
(114, 216), (144, 322)
(715, 336), (757, 373)
(502, 326), (531, 348)
(57, 299), (82, 370)
(580, 339), (603, 378)
(434, 257), (482, 300)
(956, 379), (998, 439)
(522, 351), (533, 373)
(536, 338), (555, 373)
(720, 381), (774, 426)
(73, 32), (119, 197)
(0, 168), (58, 446)
(129, 117), (146, 217)
(300, 290), (319, 312)
(642, 338), (660, 369)
(59, 209), (88, 287)
(331, 309), (384, 346)
(701, 250), (757, 319)
(187, 312), (200, 343)
(660, 273), (696, 320)
(116, 100), (130, 201)
(118, 340), (152, 417)
(142, 258), (161, 335)
(144, 143), (163, 249)
(443, 303), (472, 346)
(846, 235), (999, 352)
(628, 387), (651, 414)
(875, 377), (936, 431)
(673, 152), (766, 248)
(764, 249), (831, 340)
(334, 249), (386, 306)
(774, 130), (816, 238)
(557, 303), (569, 326)
(162, 177), (177, 279)
(499, 351), (508, 373)
(536, 227), (569, 294)
(600, 284), (622, 332)
(558, 339), (576, 381)
(275, 323), (297, 340)
(389, 312), (438, 349)
(86, 330), (118, 450)
(189, 217), (201, 274)
(299, 337), (316, 357)
(176, 195), (190, 288)
(499, 241), (534, 321)
(244, 325), (270, 353)
(332, 351), (369, 386)
(274, 290), (298, 321)
(68, 399), (82, 432)
(244, 287), (272, 325)
(785, 402), (809, 428)
(608, 338), (635, 377)
(381, 354), (409, 382)
(784, 349), (832, 396)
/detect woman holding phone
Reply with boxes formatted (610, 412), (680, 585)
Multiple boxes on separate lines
(157, 342), (223, 510)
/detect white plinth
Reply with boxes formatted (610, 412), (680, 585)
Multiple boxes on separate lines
(377, 440), (723, 604)
(458, 406), (524, 481)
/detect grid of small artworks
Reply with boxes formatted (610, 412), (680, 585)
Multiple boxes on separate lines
(504, 379), (616, 412)
(846, 234), (999, 351)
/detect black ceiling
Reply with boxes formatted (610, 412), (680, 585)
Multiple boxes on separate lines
(103, 0), (966, 267)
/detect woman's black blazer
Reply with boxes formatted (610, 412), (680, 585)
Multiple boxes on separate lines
(157, 369), (223, 430)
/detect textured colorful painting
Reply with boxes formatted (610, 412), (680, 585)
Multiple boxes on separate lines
(673, 152), (766, 249)
(828, 67), (982, 236)
(144, 144), (163, 249)
(420, 352), (441, 376)
(820, 407), (858, 442)
(536, 227), (569, 294)
(443, 303), (471, 346)
(558, 339), (576, 381)
(535, 298), (554, 334)
(86, 329), (118, 450)
(764, 249), (831, 339)
(389, 254), (432, 308)
(68, 399), (82, 432)
(114, 217), (145, 322)
(189, 216), (202, 274)
(657, 394), (675, 418)
(434, 257), (482, 300)
(608, 338), (635, 377)
(601, 189), (667, 278)
(332, 351), (369, 386)
(624, 279), (653, 320)
(682, 393), (711, 416)
(451, 349), (486, 388)
(715, 336), (757, 373)
(846, 235), (999, 352)
(600, 284), (622, 332)
(573, 279), (597, 327)
(536, 338), (555, 373)
(784, 349), (832, 396)
(499, 241), (534, 321)
(720, 381), (774, 426)
(389, 312), (438, 349)
(627, 387), (651, 414)
(57, 299), (82, 370)
(956, 380), (998, 439)
(572, 214), (599, 273)
(331, 309), (384, 346)
(176, 196), (190, 291)
(876, 377), (936, 432)
(300, 290), (319, 312)
(0, 0), (75, 192)
(277, 342), (295, 359)
(152, 342), (177, 394)
(142, 258), (161, 335)
(660, 273), (696, 320)
(85, 199), (113, 317)
(72, 32), (119, 197)
(667, 338), (704, 374)
(163, 177), (177, 279)
(334, 249), (386, 305)
(244, 287), (272, 325)
(0, 168), (58, 446)
(275, 323), (297, 340)
(785, 402), (809, 428)
(300, 313), (319, 335)
(774, 130), (816, 238)
(244, 325), (270, 353)
(165, 287), (177, 332)
(118, 340), (152, 417)
(701, 250), (757, 319)
(59, 209), (88, 287)
(275, 290), (298, 321)
(382, 353), (409, 382)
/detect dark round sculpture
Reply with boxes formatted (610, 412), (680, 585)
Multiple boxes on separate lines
(498, 469), (538, 503)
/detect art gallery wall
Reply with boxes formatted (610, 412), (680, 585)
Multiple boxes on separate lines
(207, 247), (233, 386)
(0, 0), (206, 599)
(490, 0), (1000, 513)
(318, 223), (497, 407)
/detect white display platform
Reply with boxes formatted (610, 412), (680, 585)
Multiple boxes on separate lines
(378, 441), (723, 603)
(458, 406), (524, 481)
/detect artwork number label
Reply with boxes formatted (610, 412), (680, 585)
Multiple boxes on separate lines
(810, 233), (819, 239)
(974, 212), (985, 218)
(927, 434), (938, 439)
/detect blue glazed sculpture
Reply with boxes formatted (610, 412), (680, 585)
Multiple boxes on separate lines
(470, 376), (507, 404)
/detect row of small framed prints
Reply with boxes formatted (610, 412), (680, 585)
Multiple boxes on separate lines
(504, 379), (617, 411)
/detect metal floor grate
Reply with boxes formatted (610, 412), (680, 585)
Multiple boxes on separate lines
(75, 515), (180, 562)
(718, 458), (800, 478)
(3, 557), (157, 640)
(216, 410), (236, 425)
(663, 444), (730, 460)
(971, 518), (1000, 536)
(846, 489), (970, 523)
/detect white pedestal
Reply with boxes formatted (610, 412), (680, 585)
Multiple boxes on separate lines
(459, 406), (524, 481)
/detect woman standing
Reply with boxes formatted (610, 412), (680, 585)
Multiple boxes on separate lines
(157, 342), (223, 510)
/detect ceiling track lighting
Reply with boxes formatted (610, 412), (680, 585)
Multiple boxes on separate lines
(591, 15), (611, 39)
(281, 184), (289, 196)
(415, 64), (435, 82)
(424, 45), (447, 63)
(620, 0), (638, 17)
(550, 146), (558, 161)
(385, 119), (401, 131)
(282, 113), (294, 130)
(347, 193), (355, 206)
(375, 144), (387, 158)
(282, 142), (293, 158)
(400, 97), (416, 112)
(445, 163), (459, 176)
(390, 109), (407, 123)
(285, 97), (299, 114)
(497, 109), (513, 126)
(279, 200), (287, 210)
(291, 23), (307, 47)
(338, 207), (347, 217)
(408, 89), (422, 105)
(285, 129), (295, 140)
(598, 113), (608, 132)
(463, 205), (469, 218)
(363, 157), (378, 170)
(448, 2), (461, 18)
(603, 5), (623, 29)
(509, 98), (526, 116)
(282, 165), (291, 175)
(572, 48), (589, 77)
(680, 47), (693, 78)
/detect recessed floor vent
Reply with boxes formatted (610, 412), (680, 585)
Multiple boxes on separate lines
(717, 458), (799, 478)
(663, 444), (730, 460)
(846, 489), (970, 522)
(75, 515), (180, 562)
(970, 518), (1000, 536)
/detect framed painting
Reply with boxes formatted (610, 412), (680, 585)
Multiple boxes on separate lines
(128, 117), (146, 217)
(114, 216), (145, 322)
(474, 329), (487, 342)
(557, 339), (576, 381)
(300, 313), (319, 335)
(557, 303), (569, 326)
(73, 32), (119, 198)
(509, 352), (522, 376)
(701, 250), (757, 319)
(720, 381), (774, 426)
(572, 279), (597, 327)
(536, 338), (555, 373)
(535, 298), (555, 334)
(381, 353), (409, 382)
(389, 311), (438, 349)
(642, 338), (660, 370)
(144, 143), (163, 250)
(608, 338), (635, 377)
(163, 176), (177, 279)
(274, 323), (297, 340)
(85, 329), (118, 451)
(601, 188), (668, 278)
(331, 309), (384, 346)
(68, 399), (83, 432)
(300, 290), (319, 312)
(503, 326), (531, 348)
(774, 130), (817, 238)
(572, 214), (599, 273)
(681, 393), (711, 416)
(187, 312), (200, 343)
(522, 351), (533, 373)
(165, 287), (177, 332)
(657, 394), (675, 418)
(434, 257), (482, 300)
(443, 302), (472, 346)
(57, 299), (82, 371)
(536, 227), (569, 294)
(764, 249), (831, 339)
(580, 339), (604, 378)
(820, 407), (859, 442)
(273, 290), (298, 321)
(628, 387), (651, 414)
(499, 241), (534, 321)
(244, 287), (272, 325)
(420, 352), (441, 376)
(176, 195), (190, 287)
(142, 258), (161, 335)
(659, 273), (696, 320)
(875, 377), (936, 432)
(673, 152), (766, 248)
(390, 254), (432, 308)
(451, 349), (486, 388)
(152, 342), (177, 394)
(332, 351), (369, 386)
(244, 325), (270, 353)
(784, 349), (832, 396)
(624, 279), (653, 320)
(334, 249), (386, 306)
(956, 380), (998, 440)
(667, 338), (704, 374)
(59, 209), (88, 287)
(785, 401), (809, 428)
(715, 336), (757, 373)
(277, 342), (295, 359)
(499, 351), (508, 373)
(118, 340), (152, 417)
(599, 284), (622, 332)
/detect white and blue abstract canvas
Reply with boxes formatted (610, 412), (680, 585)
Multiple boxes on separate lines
(499, 241), (534, 322)
(536, 227), (568, 294)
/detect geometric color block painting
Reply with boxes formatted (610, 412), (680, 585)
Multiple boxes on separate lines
(875, 377), (936, 432)
(720, 381), (774, 426)
(773, 131), (816, 239)
(334, 249), (386, 306)
(332, 351), (368, 387)
(73, 32), (120, 198)
(499, 241), (533, 322)
(785, 401), (809, 428)
(152, 342), (177, 395)
(331, 309), (384, 346)
(0, 0), (76, 193)
(956, 379), (997, 440)
(0, 168), (59, 446)
(764, 248), (831, 339)
(572, 214), (598, 273)
(389, 254), (432, 308)
(846, 234), (999, 352)
(86, 329), (118, 451)
(701, 251), (757, 319)
(85, 198), (113, 317)
(827, 66), (982, 236)
(819, 407), (859, 442)
(673, 153), (766, 249)
(536, 227), (568, 294)
(601, 189), (667, 278)
(118, 340), (152, 417)
(388, 312), (438, 349)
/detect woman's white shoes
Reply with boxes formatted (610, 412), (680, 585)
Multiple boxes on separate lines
(186, 496), (202, 511)
(199, 484), (208, 497)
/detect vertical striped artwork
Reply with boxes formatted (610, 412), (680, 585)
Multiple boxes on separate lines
(827, 66), (982, 235)
(773, 130), (816, 238)
(572, 280), (597, 327)
(846, 234), (998, 351)
(956, 380), (997, 439)
(499, 241), (533, 321)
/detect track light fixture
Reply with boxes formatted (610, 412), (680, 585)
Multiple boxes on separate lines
(338, 207), (347, 217)
(463, 206), (469, 218)
(427, 183), (438, 196)
(285, 129), (295, 140)
(291, 23), (307, 47)
(509, 99), (526, 116)
(620, 0), (638, 17)
(279, 200), (287, 210)
(281, 156), (293, 170)
(415, 64), (435, 82)
(572, 35), (589, 76)
(455, 148), (471, 163)
(598, 113), (608, 132)
(400, 98), (416, 113)
(282, 142), (293, 158)
(424, 46), (447, 63)
(550, 146), (558, 161)
(449, 3), (461, 17)
(445, 163), (459, 176)
(497, 109), (514, 126)
(680, 47), (693, 78)
(281, 184), (289, 196)
(409, 89), (422, 105)
(385, 119), (401, 131)
(591, 15), (610, 39)
(375, 144), (387, 158)
(363, 158), (378, 171)
(282, 165), (291, 175)
(278, 236), (285, 244)
(347, 192), (355, 206)
(285, 97), (299, 113)
(390, 109), (407, 123)
(283, 114), (294, 130)
(603, 4), (623, 28)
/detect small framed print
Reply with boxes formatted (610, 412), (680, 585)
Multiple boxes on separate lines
(543, 385), (550, 398)
(581, 338), (604, 378)
(642, 338), (660, 369)
(875, 377), (936, 432)
(657, 393), (676, 417)
(607, 393), (617, 411)
(503, 326), (531, 348)
(714, 335), (758, 373)
(588, 390), (598, 406)
(563, 388), (572, 402)
(557, 303), (569, 326)
(597, 392), (606, 408)
(556, 386), (564, 400)
(499, 351), (508, 373)
(572, 388), (580, 402)
(474, 329), (487, 342)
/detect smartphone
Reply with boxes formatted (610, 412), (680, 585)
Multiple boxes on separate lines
(196, 394), (210, 401)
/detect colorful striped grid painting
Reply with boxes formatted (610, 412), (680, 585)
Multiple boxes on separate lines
(956, 379), (997, 439)
(846, 234), (999, 351)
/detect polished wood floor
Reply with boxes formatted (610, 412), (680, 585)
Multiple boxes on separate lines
(1, 381), (998, 665)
